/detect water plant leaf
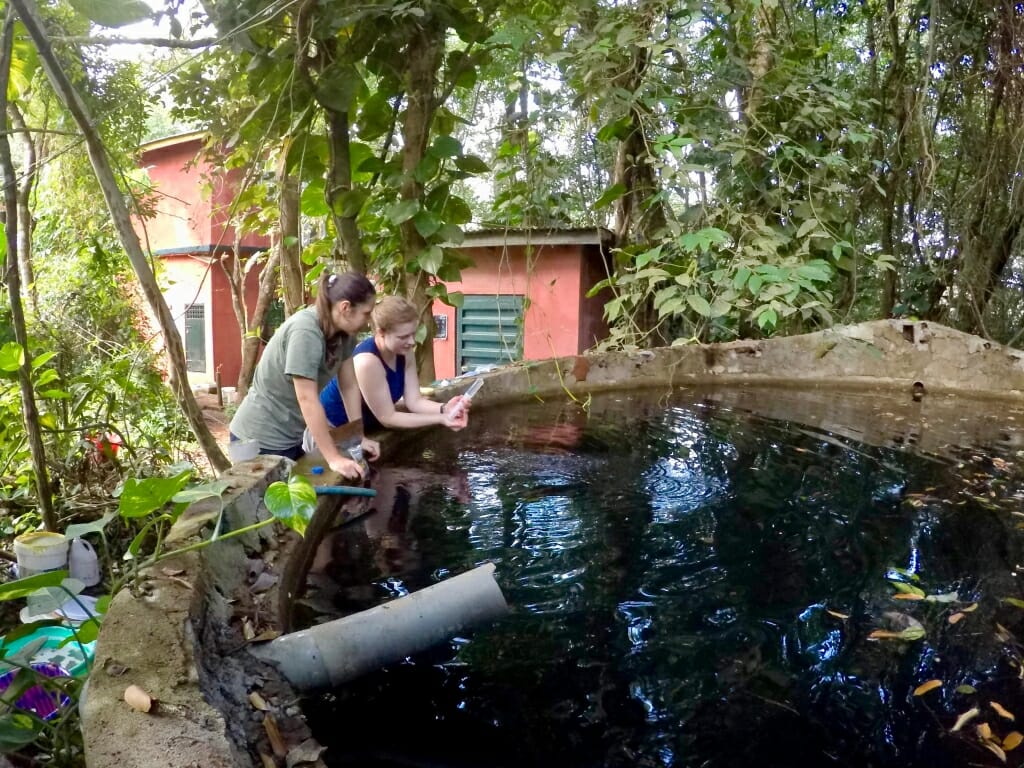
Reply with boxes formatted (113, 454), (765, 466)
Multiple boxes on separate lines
(949, 612), (965, 624)
(1004, 732), (1023, 751)
(991, 701), (1016, 721)
(868, 627), (926, 641)
(913, 680), (943, 696)
(957, 685), (978, 695)
(65, 511), (117, 541)
(889, 581), (926, 597)
(926, 591), (959, 603)
(1003, 598), (1024, 609)
(119, 470), (192, 519)
(982, 740), (1007, 763)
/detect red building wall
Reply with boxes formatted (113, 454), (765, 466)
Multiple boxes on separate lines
(138, 133), (270, 387)
(431, 242), (610, 380)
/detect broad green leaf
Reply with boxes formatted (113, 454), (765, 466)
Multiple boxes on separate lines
(890, 580), (926, 597)
(437, 223), (465, 246)
(314, 63), (363, 113)
(172, 480), (230, 505)
(31, 351), (56, 370)
(455, 155), (490, 173)
(733, 267), (752, 290)
(417, 245), (444, 275)
(264, 476), (317, 537)
(0, 714), (40, 751)
(68, 0), (151, 27)
(593, 183), (627, 210)
(686, 295), (712, 317)
(387, 199), (420, 225)
(332, 189), (367, 218)
(300, 181), (329, 217)
(0, 571), (66, 602)
(65, 511), (116, 541)
(119, 470), (192, 519)
(431, 135), (462, 158)
(0, 341), (23, 372)
(797, 218), (820, 238)
(757, 307), (778, 329)
(413, 210), (443, 239)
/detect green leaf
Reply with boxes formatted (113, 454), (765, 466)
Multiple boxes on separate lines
(172, 480), (230, 505)
(0, 341), (23, 373)
(797, 218), (820, 238)
(119, 470), (192, 519)
(431, 135), (462, 158)
(0, 714), (41, 751)
(68, 0), (151, 27)
(757, 307), (778, 329)
(593, 183), (627, 211)
(1003, 598), (1024, 609)
(0, 571), (67, 602)
(387, 199), (420, 225)
(300, 181), (329, 217)
(413, 210), (443, 239)
(314, 62), (363, 113)
(417, 245), (444, 275)
(437, 223), (465, 246)
(686, 295), (712, 317)
(65, 511), (116, 541)
(890, 580), (927, 597)
(454, 155), (490, 173)
(264, 476), (317, 537)
(332, 189), (367, 218)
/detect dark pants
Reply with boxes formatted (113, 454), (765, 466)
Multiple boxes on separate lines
(230, 433), (305, 461)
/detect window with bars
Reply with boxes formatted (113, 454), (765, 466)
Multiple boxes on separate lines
(184, 304), (206, 373)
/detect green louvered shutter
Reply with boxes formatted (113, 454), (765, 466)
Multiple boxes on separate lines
(457, 295), (523, 372)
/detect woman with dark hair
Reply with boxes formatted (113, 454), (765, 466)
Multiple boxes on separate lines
(315, 295), (469, 436)
(229, 271), (379, 480)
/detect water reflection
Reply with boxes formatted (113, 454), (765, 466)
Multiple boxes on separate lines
(301, 388), (1024, 768)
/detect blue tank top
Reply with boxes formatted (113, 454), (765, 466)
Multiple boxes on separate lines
(319, 337), (405, 432)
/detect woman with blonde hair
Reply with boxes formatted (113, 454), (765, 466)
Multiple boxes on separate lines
(230, 271), (379, 480)
(318, 295), (468, 433)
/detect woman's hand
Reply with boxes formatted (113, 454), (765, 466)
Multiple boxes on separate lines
(442, 395), (469, 430)
(328, 455), (365, 480)
(360, 437), (381, 461)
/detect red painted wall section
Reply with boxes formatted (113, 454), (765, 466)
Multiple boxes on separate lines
(139, 135), (269, 253)
(431, 243), (588, 380)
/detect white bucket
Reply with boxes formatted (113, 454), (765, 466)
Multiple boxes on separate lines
(14, 532), (69, 578)
(221, 387), (237, 405)
(228, 439), (260, 464)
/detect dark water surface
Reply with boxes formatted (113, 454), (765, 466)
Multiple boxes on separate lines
(300, 388), (1024, 768)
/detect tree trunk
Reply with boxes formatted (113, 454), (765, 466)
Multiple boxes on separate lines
(325, 110), (367, 273)
(399, 23), (444, 383)
(234, 247), (280, 397)
(0, 8), (55, 530)
(277, 142), (304, 313)
(12, 0), (230, 472)
(8, 103), (36, 313)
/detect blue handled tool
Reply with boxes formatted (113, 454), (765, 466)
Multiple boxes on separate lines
(314, 485), (377, 497)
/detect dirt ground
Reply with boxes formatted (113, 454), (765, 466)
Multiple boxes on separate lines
(194, 390), (231, 448)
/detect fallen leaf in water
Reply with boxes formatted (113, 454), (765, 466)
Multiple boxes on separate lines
(1003, 598), (1024, 609)
(893, 593), (925, 601)
(1004, 732), (1023, 751)
(249, 691), (269, 711)
(869, 627), (926, 641)
(963, 603), (979, 613)
(951, 707), (980, 732)
(991, 701), (1016, 721)
(826, 609), (849, 620)
(124, 684), (154, 713)
(956, 685), (977, 695)
(982, 741), (1007, 763)
(913, 680), (943, 696)
(949, 613), (965, 625)
(926, 591), (959, 603)
(978, 722), (994, 740)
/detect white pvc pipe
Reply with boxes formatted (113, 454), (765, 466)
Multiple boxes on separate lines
(252, 562), (509, 690)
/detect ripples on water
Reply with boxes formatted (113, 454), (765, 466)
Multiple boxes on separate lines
(300, 389), (1024, 768)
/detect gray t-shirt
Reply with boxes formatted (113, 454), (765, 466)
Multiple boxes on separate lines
(229, 307), (357, 451)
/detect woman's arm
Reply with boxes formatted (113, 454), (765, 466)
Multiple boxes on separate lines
(293, 376), (364, 479)
(355, 352), (466, 430)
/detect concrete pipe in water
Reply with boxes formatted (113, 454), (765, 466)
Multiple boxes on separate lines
(251, 562), (509, 690)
